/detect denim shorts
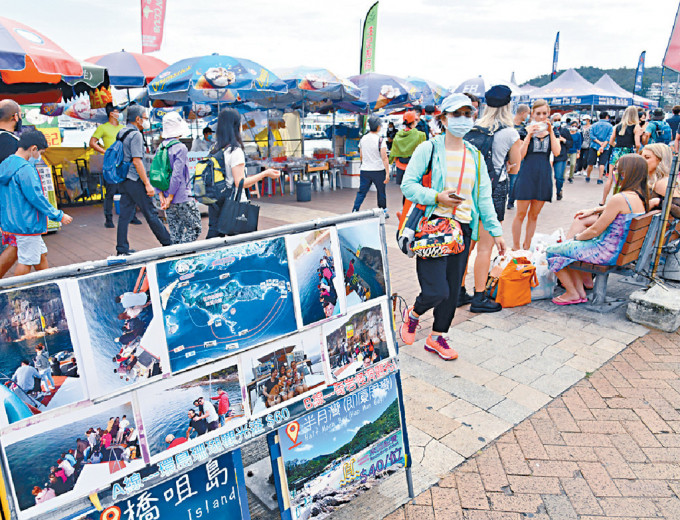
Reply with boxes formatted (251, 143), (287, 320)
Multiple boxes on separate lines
(15, 235), (47, 265)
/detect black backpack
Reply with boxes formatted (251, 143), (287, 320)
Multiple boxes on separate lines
(464, 125), (506, 189)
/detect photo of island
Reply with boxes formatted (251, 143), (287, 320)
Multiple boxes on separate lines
(136, 360), (246, 460)
(323, 299), (394, 382)
(278, 374), (404, 520)
(336, 219), (386, 308)
(0, 282), (86, 426)
(241, 329), (327, 417)
(152, 237), (297, 373)
(287, 228), (345, 327)
(2, 399), (143, 516)
(73, 267), (166, 398)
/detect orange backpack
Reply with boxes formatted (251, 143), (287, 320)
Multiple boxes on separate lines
(495, 257), (538, 308)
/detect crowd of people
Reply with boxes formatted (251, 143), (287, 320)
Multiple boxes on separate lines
(10, 344), (77, 401)
(396, 86), (679, 363)
(31, 414), (138, 505)
(317, 247), (338, 317)
(329, 330), (382, 375)
(260, 360), (309, 408)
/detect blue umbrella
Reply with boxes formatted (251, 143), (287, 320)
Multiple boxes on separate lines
(406, 77), (449, 106)
(147, 54), (287, 104)
(343, 73), (419, 113)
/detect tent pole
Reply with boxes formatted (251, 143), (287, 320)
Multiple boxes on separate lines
(301, 100), (305, 157)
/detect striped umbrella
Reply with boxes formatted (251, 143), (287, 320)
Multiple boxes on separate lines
(86, 50), (168, 88)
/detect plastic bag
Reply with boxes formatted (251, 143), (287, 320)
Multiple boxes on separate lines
(530, 228), (565, 251)
(530, 248), (557, 300)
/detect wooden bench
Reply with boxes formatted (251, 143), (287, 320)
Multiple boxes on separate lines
(569, 211), (657, 312)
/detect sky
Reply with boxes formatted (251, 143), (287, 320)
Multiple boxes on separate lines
(4, 0), (680, 89)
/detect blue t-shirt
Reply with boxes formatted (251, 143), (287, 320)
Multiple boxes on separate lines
(589, 120), (613, 151)
(645, 120), (672, 144)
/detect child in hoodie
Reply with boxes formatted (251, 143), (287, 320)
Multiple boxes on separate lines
(0, 130), (72, 276)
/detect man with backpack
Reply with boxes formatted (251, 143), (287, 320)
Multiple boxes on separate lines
(114, 105), (171, 256)
(644, 109), (672, 146)
(150, 112), (202, 244)
(389, 111), (426, 196)
(0, 99), (22, 277)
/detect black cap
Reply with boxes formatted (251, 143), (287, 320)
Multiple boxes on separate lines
(202, 126), (213, 135)
(485, 85), (512, 108)
(653, 108), (665, 119)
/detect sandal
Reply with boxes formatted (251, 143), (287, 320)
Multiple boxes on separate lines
(552, 295), (585, 306)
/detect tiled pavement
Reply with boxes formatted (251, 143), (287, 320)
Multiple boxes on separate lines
(17, 174), (679, 519)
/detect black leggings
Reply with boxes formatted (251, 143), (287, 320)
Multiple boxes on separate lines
(413, 223), (472, 333)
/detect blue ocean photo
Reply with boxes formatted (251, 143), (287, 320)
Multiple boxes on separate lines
(138, 366), (244, 457)
(337, 221), (386, 307)
(156, 237), (297, 373)
(5, 402), (135, 511)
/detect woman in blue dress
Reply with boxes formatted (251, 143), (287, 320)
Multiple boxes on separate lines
(512, 99), (562, 250)
(546, 154), (649, 305)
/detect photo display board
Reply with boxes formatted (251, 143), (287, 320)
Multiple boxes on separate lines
(0, 215), (410, 520)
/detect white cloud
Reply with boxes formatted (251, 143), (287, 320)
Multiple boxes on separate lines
(3, 0), (677, 90)
(330, 417), (351, 432)
(293, 444), (315, 452)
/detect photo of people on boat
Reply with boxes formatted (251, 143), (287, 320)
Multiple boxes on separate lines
(336, 220), (386, 308)
(73, 267), (166, 398)
(137, 361), (245, 460)
(2, 401), (142, 514)
(323, 300), (394, 382)
(0, 283), (86, 425)
(287, 228), (345, 327)
(241, 330), (327, 416)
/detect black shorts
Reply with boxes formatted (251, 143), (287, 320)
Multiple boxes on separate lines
(492, 179), (508, 222)
(586, 147), (610, 167)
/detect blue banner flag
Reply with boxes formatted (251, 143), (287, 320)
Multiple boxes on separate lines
(634, 51), (646, 95)
(551, 32), (560, 80)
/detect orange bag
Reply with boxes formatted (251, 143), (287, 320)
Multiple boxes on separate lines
(495, 257), (538, 308)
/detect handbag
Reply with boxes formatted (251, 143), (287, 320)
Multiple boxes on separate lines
(412, 148), (469, 259)
(217, 179), (259, 236)
(494, 257), (538, 308)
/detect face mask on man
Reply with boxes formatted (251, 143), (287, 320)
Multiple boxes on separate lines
(14, 115), (22, 134)
(446, 115), (474, 137)
(205, 133), (213, 141)
(28, 148), (41, 166)
(142, 118), (151, 130)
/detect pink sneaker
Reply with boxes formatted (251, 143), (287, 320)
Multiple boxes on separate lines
(400, 306), (419, 345)
(424, 334), (458, 361)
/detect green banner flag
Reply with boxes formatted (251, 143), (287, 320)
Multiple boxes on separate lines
(360, 1), (379, 74)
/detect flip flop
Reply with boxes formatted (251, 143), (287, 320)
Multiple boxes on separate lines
(552, 296), (584, 306)
(579, 297), (589, 303)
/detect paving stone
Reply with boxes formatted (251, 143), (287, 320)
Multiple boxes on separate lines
(488, 399), (532, 425)
(522, 354), (564, 375)
(437, 377), (505, 411)
(402, 377), (457, 412)
(496, 441), (532, 475)
(421, 439), (466, 479)
(502, 364), (543, 385)
(439, 399), (485, 421)
(480, 356), (518, 375)
(430, 485), (464, 520)
(456, 472), (488, 510)
(404, 399), (462, 440)
(499, 339), (548, 364)
(505, 384), (552, 410)
(406, 425), (434, 448)
(507, 475), (561, 494)
(469, 314), (520, 332)
(560, 476), (604, 515)
(483, 375), (519, 396)
(578, 462), (621, 497)
(509, 324), (563, 346)
(598, 498), (661, 518)
(541, 494), (578, 520)
(460, 410), (512, 440)
(531, 366), (584, 397)
(487, 492), (544, 513)
(441, 426), (488, 459)
(473, 328), (526, 347)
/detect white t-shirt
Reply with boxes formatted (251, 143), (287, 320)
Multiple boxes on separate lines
(223, 147), (246, 188)
(491, 127), (520, 183)
(202, 400), (219, 423)
(359, 133), (387, 171)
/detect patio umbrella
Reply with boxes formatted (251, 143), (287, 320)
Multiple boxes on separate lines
(344, 73), (419, 113)
(406, 77), (449, 106)
(275, 66), (361, 102)
(147, 54), (287, 104)
(85, 50), (167, 88)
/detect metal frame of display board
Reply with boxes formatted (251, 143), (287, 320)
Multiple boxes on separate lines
(0, 209), (413, 520)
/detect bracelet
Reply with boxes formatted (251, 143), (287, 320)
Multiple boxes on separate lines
(434, 193), (439, 204)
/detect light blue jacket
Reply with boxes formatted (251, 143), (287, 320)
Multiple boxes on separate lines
(400, 135), (503, 241)
(0, 155), (63, 235)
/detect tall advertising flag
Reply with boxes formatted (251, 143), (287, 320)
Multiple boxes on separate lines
(634, 51), (646, 95)
(663, 2), (680, 72)
(551, 32), (560, 80)
(141, 0), (166, 53)
(360, 2), (379, 74)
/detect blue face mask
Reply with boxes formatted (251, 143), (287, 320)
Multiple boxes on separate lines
(28, 155), (40, 166)
(446, 116), (474, 137)
(205, 134), (213, 141)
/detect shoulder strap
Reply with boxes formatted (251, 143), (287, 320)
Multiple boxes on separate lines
(118, 128), (136, 143)
(378, 136), (383, 154)
(621, 192), (633, 212)
(421, 141), (436, 189)
(0, 130), (19, 141)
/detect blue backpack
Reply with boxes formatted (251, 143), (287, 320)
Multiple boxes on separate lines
(102, 128), (137, 184)
(651, 121), (672, 145)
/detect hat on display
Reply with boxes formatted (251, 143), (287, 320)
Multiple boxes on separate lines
(161, 111), (190, 139)
(403, 111), (417, 124)
(440, 93), (474, 113)
(485, 85), (512, 108)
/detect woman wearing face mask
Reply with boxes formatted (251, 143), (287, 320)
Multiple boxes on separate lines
(511, 99), (561, 250)
(399, 93), (506, 361)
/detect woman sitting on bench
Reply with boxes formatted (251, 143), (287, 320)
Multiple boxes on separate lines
(546, 154), (649, 306)
(643, 143), (680, 219)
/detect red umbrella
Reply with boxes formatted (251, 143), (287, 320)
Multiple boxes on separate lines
(86, 50), (167, 88)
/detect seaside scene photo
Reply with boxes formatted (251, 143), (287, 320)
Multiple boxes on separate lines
(137, 360), (245, 460)
(153, 237), (297, 373)
(0, 282), (86, 425)
(279, 374), (404, 520)
(336, 219), (386, 308)
(287, 228), (345, 327)
(240, 330), (326, 417)
(74, 267), (165, 398)
(3, 400), (142, 515)
(323, 299), (394, 382)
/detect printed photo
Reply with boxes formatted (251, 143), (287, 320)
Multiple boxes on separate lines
(241, 330), (327, 417)
(73, 267), (166, 398)
(152, 237), (297, 373)
(278, 374), (404, 520)
(0, 282), (87, 426)
(136, 360), (246, 460)
(2, 399), (142, 517)
(323, 299), (394, 382)
(287, 228), (345, 327)
(337, 219), (386, 308)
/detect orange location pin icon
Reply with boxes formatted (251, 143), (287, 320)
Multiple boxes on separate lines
(286, 421), (302, 449)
